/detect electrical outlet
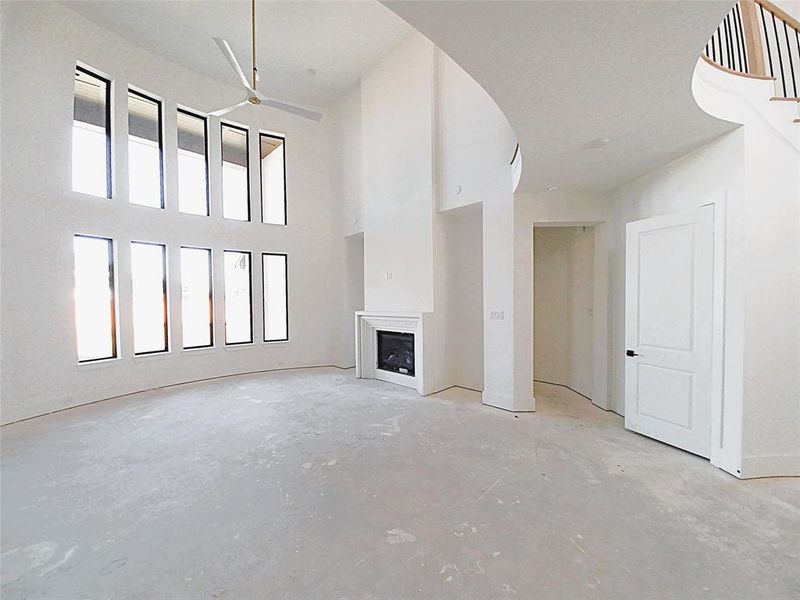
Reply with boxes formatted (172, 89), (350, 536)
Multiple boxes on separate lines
(384, 271), (392, 280)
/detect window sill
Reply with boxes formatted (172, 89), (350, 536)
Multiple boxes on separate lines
(76, 356), (121, 370)
(130, 201), (165, 211)
(134, 350), (171, 361)
(182, 346), (215, 355)
(262, 339), (290, 346)
(69, 189), (112, 202)
(224, 342), (255, 351)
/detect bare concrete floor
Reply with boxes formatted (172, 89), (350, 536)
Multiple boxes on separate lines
(2, 368), (798, 599)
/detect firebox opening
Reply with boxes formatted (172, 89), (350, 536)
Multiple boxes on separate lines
(376, 330), (415, 377)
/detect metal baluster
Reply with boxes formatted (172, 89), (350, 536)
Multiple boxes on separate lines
(734, 3), (748, 72)
(760, 4), (775, 77)
(725, 13), (736, 70)
(771, 11), (787, 96)
(784, 21), (797, 97)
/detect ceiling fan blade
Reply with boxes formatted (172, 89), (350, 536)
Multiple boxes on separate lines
(259, 96), (323, 122)
(209, 99), (249, 117)
(213, 37), (254, 93)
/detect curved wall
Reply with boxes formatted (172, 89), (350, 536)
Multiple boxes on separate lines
(0, 2), (342, 423)
(690, 58), (800, 477)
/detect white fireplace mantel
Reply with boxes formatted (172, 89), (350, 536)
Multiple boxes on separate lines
(354, 311), (431, 394)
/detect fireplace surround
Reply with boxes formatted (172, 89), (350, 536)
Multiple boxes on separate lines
(354, 311), (430, 393)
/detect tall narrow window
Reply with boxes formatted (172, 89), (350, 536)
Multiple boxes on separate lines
(131, 242), (168, 354)
(177, 108), (209, 216)
(128, 89), (164, 208)
(72, 66), (111, 198)
(259, 133), (286, 225)
(73, 235), (116, 361)
(262, 253), (288, 342)
(180, 247), (213, 349)
(221, 123), (250, 221)
(224, 251), (253, 344)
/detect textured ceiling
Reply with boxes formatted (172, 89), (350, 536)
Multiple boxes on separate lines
(385, 0), (736, 192)
(65, 0), (412, 108)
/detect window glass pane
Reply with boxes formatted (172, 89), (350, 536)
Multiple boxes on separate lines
(178, 109), (209, 216)
(263, 254), (288, 341)
(224, 251), (252, 344)
(74, 235), (116, 361)
(181, 247), (213, 348)
(131, 242), (168, 354)
(128, 90), (163, 208)
(72, 67), (110, 198)
(260, 134), (286, 225)
(221, 123), (250, 221)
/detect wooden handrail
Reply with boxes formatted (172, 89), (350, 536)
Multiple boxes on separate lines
(704, 0), (799, 98)
(700, 54), (774, 79)
(756, 0), (800, 32)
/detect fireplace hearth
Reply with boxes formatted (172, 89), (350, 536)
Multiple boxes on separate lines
(376, 330), (415, 376)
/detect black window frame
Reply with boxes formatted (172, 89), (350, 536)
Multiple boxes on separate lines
(258, 132), (287, 226)
(127, 87), (165, 209)
(220, 121), (251, 222)
(177, 107), (211, 217)
(74, 234), (118, 363)
(223, 249), (254, 345)
(73, 65), (112, 199)
(131, 240), (169, 355)
(180, 245), (214, 350)
(262, 252), (289, 343)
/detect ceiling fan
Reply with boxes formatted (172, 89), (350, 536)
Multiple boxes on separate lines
(209, 0), (323, 121)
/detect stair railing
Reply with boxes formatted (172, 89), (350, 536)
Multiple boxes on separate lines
(703, 0), (800, 99)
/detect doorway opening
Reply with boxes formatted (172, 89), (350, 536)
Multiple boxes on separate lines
(532, 225), (609, 418)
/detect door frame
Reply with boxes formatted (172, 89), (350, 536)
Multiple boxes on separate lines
(531, 221), (610, 410)
(704, 190), (729, 474)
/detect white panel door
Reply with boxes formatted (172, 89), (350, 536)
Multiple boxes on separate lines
(624, 205), (714, 457)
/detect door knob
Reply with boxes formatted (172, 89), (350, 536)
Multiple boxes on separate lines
(626, 349), (639, 357)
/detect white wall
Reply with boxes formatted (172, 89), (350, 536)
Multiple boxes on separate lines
(436, 50), (516, 211)
(334, 84), (364, 239)
(533, 227), (594, 398)
(444, 205), (484, 391)
(361, 33), (435, 313)
(690, 57), (800, 477)
(0, 2), (342, 423)
(327, 83), (364, 367)
(534, 229), (572, 385)
(339, 235), (365, 368)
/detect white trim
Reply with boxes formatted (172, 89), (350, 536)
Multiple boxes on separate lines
(702, 190), (731, 475)
(482, 389), (535, 413)
(355, 311), (428, 394)
(740, 454), (800, 479)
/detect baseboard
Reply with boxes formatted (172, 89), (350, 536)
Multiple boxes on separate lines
(1, 364), (353, 427)
(739, 454), (800, 479)
(533, 379), (594, 402)
(482, 389), (535, 413)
